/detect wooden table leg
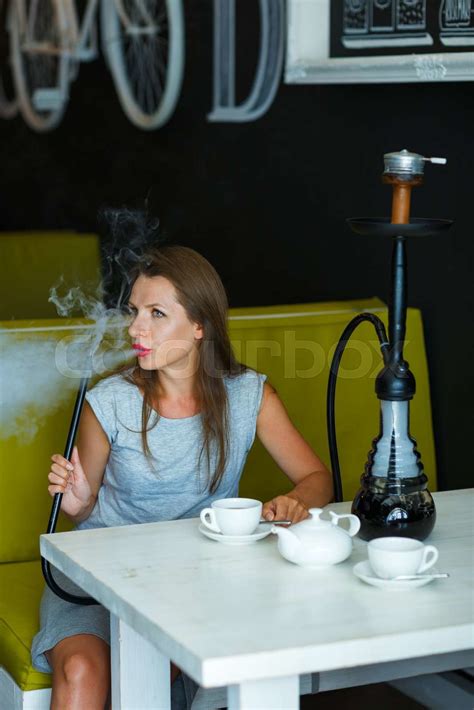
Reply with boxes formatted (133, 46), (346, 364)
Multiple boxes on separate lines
(227, 675), (299, 710)
(110, 614), (171, 709)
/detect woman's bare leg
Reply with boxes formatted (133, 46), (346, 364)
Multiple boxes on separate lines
(47, 634), (181, 709)
(46, 634), (110, 710)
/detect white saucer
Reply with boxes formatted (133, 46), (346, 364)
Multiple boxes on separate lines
(198, 523), (273, 545)
(353, 560), (440, 590)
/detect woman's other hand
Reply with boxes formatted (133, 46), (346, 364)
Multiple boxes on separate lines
(262, 494), (310, 524)
(48, 446), (93, 518)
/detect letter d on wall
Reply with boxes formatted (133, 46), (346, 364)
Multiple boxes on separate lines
(208, 0), (285, 122)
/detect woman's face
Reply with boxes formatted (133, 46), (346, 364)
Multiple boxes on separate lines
(127, 275), (203, 375)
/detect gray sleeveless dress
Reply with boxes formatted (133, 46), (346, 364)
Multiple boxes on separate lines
(31, 368), (266, 708)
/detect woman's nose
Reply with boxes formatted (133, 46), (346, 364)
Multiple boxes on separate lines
(128, 313), (147, 338)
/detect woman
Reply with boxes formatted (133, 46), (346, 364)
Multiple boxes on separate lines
(31, 244), (333, 709)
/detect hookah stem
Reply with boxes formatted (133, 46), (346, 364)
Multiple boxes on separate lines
(385, 171), (419, 367)
(41, 376), (99, 605)
(327, 314), (389, 502)
(390, 179), (415, 224)
(389, 236), (407, 367)
(379, 168), (416, 486)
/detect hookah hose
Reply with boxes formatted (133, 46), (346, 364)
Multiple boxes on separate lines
(41, 377), (99, 605)
(327, 313), (390, 502)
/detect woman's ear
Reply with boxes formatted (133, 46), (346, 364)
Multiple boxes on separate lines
(194, 322), (204, 341)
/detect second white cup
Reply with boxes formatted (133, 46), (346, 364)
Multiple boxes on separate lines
(368, 536), (439, 579)
(200, 498), (262, 536)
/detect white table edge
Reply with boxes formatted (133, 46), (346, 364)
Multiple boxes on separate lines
(199, 626), (474, 686)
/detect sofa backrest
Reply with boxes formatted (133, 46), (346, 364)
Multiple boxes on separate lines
(232, 299), (437, 505)
(0, 298), (437, 563)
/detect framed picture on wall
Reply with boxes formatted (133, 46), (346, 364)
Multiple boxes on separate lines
(286, 0), (474, 84)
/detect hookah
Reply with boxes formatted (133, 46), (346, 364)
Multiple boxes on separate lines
(327, 149), (453, 541)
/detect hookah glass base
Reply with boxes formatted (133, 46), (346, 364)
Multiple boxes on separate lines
(352, 475), (436, 541)
(351, 399), (436, 541)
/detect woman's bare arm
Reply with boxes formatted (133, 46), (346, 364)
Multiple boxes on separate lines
(48, 401), (111, 524)
(256, 382), (334, 522)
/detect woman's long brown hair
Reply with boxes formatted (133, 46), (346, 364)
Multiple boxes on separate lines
(123, 245), (247, 493)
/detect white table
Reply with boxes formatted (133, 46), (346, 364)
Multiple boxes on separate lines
(41, 490), (474, 710)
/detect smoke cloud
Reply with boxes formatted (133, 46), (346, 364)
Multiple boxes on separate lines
(0, 295), (133, 442)
(0, 207), (164, 441)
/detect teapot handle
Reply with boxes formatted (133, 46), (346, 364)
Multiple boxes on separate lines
(329, 511), (361, 537)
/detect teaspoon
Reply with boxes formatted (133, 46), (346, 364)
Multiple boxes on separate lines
(392, 573), (449, 580)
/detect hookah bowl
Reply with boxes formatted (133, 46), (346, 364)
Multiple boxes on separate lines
(329, 149), (453, 542)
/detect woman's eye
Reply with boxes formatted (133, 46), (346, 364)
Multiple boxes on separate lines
(152, 309), (165, 318)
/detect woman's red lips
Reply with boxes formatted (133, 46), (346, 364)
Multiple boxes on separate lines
(132, 345), (152, 356)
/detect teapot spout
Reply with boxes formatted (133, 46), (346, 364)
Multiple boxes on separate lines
(271, 525), (301, 558)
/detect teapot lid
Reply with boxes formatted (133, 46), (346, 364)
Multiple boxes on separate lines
(294, 508), (334, 531)
(307, 508), (326, 525)
(287, 507), (352, 544)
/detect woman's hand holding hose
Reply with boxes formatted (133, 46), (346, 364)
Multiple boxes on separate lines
(48, 446), (94, 520)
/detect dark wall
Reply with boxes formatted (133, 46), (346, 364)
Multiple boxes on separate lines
(1, 2), (472, 491)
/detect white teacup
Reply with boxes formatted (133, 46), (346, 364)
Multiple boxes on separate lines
(200, 498), (262, 536)
(368, 537), (439, 580)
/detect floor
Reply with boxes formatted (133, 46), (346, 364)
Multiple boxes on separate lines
(300, 682), (425, 709)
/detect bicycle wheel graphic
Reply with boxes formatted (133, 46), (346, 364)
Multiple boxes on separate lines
(9, 0), (70, 131)
(101, 0), (184, 130)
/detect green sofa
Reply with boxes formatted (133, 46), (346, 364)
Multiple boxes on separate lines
(0, 233), (437, 708)
(0, 232), (102, 707)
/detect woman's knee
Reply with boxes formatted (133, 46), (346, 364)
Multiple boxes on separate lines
(61, 651), (104, 684)
(50, 634), (110, 685)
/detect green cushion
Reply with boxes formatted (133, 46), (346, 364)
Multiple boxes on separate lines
(0, 562), (50, 691)
(0, 232), (101, 320)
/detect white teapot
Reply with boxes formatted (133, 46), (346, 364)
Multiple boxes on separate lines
(271, 508), (360, 567)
